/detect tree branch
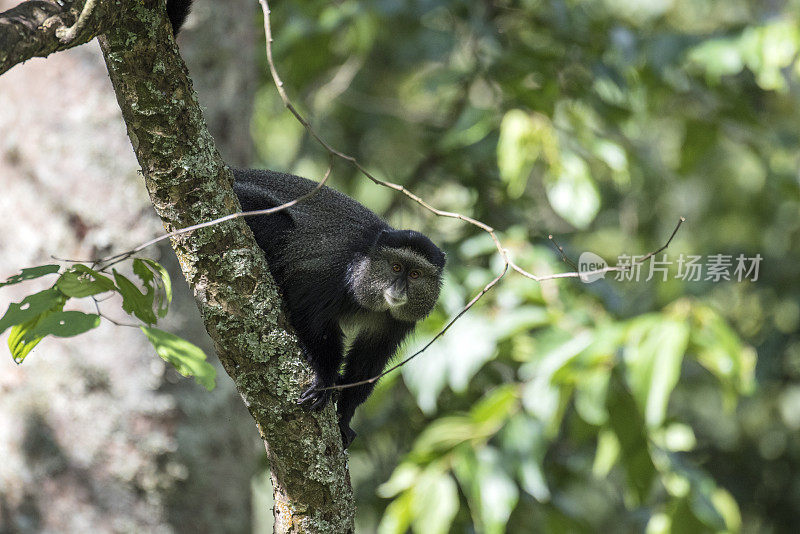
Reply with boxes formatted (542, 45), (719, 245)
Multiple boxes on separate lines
(0, 0), (116, 74)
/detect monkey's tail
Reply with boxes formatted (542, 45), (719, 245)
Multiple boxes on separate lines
(166, 0), (193, 34)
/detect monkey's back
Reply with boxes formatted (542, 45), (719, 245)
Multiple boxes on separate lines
(232, 168), (389, 320)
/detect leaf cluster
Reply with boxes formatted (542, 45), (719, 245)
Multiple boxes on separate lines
(0, 259), (215, 390)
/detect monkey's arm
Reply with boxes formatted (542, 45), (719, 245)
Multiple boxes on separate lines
(294, 317), (346, 411)
(337, 321), (413, 447)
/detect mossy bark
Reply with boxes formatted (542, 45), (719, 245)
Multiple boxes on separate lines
(0, 0), (116, 74)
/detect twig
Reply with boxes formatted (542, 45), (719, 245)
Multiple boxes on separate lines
(98, 159), (333, 270)
(55, 0), (97, 43)
(92, 296), (139, 328)
(632, 216), (685, 265)
(56, 159), (334, 270)
(548, 234), (578, 271)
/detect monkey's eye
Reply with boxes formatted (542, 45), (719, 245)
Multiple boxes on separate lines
(409, 270), (420, 279)
(392, 263), (402, 273)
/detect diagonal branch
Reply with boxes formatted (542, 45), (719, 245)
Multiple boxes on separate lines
(0, 0), (117, 75)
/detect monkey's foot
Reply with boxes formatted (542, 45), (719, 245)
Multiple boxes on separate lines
(339, 424), (357, 449)
(297, 384), (332, 411)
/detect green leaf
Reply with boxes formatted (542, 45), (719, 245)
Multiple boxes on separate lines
(624, 317), (689, 428)
(410, 468), (459, 534)
(57, 265), (117, 297)
(690, 304), (755, 398)
(656, 423), (697, 452)
(0, 265), (61, 288)
(669, 496), (711, 534)
(518, 458), (550, 503)
(592, 428), (621, 478)
(453, 446), (518, 534)
(469, 384), (519, 431)
(592, 428), (620, 478)
(403, 314), (497, 414)
(711, 487), (742, 532)
(544, 151), (600, 229)
(31, 311), (101, 337)
(9, 311), (101, 362)
(132, 258), (155, 287)
(449, 447), (480, 528)
(8, 316), (50, 363)
(687, 479), (727, 531)
(593, 139), (630, 185)
(574, 370), (610, 426)
(377, 490), (414, 534)
(114, 269), (157, 325)
(140, 326), (216, 390)
(606, 369), (657, 503)
(377, 463), (420, 499)
(497, 110), (558, 198)
(411, 416), (478, 459)
(440, 107), (495, 150)
(139, 258), (172, 318)
(500, 415), (550, 501)
(491, 307), (549, 340)
(4, 289), (67, 363)
(0, 288), (66, 335)
(520, 331), (593, 431)
(687, 38), (744, 83)
(645, 512), (671, 534)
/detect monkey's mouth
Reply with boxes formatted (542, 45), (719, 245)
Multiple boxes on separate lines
(383, 290), (407, 308)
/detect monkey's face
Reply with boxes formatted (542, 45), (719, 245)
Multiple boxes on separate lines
(350, 246), (443, 323)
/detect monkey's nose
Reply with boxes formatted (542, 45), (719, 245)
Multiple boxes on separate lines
(383, 288), (407, 307)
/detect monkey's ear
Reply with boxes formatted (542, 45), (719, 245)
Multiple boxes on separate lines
(374, 228), (412, 247)
(373, 228), (413, 252)
(373, 228), (392, 249)
(371, 228), (393, 251)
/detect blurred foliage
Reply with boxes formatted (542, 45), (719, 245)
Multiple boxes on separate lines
(249, 0), (800, 532)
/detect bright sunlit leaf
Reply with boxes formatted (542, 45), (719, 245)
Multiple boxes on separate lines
(377, 490), (413, 534)
(0, 265), (60, 288)
(0, 288), (65, 336)
(624, 317), (689, 428)
(4, 289), (67, 363)
(114, 269), (157, 325)
(140, 326), (216, 390)
(8, 310), (102, 363)
(139, 258), (173, 318)
(410, 468), (458, 534)
(57, 265), (117, 298)
(544, 151), (600, 229)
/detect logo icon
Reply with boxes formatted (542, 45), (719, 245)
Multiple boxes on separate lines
(578, 252), (608, 283)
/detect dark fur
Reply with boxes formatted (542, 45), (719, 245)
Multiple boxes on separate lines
(166, 0), (193, 33)
(234, 169), (444, 447)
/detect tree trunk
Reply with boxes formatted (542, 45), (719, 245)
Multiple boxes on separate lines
(0, 0), (356, 531)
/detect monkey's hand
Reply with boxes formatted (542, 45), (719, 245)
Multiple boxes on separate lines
(297, 379), (332, 411)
